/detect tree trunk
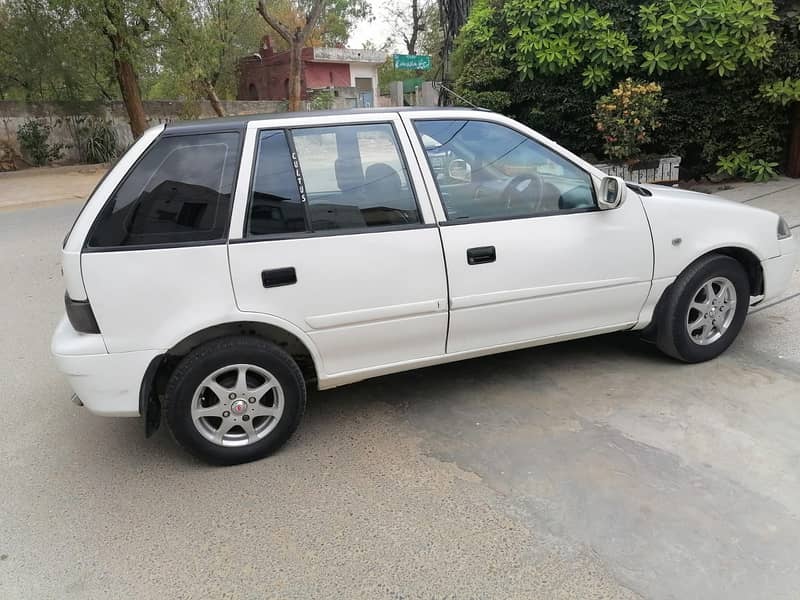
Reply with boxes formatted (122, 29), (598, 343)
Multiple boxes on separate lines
(287, 42), (303, 112)
(407, 0), (419, 55)
(788, 101), (800, 178)
(114, 57), (148, 139)
(204, 81), (226, 117)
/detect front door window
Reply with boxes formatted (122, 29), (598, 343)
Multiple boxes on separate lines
(414, 119), (595, 221)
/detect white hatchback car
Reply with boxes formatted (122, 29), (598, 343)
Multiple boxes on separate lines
(52, 108), (796, 464)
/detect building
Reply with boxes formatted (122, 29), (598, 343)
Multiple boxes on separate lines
(238, 39), (386, 107)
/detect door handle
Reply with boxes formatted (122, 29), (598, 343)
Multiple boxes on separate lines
(466, 246), (496, 265)
(261, 267), (297, 288)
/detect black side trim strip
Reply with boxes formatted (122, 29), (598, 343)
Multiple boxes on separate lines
(83, 239), (228, 253)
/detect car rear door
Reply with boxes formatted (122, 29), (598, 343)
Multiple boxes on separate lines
(403, 112), (654, 354)
(227, 113), (448, 378)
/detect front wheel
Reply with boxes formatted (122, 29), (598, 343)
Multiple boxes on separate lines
(165, 336), (306, 465)
(656, 254), (750, 363)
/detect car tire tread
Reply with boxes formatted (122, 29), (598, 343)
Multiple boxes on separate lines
(164, 336), (306, 465)
(655, 254), (750, 363)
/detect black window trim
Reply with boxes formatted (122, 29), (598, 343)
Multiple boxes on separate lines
(242, 127), (309, 239)
(437, 206), (599, 227)
(242, 120), (425, 240)
(83, 128), (245, 253)
(230, 222), (437, 244)
(410, 116), (599, 223)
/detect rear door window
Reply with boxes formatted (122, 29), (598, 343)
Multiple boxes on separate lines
(88, 132), (240, 248)
(290, 123), (419, 231)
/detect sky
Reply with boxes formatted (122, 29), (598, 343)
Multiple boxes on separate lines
(348, 0), (403, 52)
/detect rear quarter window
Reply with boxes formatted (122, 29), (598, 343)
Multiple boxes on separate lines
(87, 132), (241, 248)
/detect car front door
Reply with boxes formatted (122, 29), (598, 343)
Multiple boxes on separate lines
(404, 113), (654, 354)
(227, 114), (448, 378)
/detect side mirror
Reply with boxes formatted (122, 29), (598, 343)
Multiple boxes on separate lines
(448, 158), (472, 182)
(598, 176), (626, 210)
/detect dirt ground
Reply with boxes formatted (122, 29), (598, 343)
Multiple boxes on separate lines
(0, 164), (108, 210)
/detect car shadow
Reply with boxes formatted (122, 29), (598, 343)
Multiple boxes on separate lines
(67, 331), (664, 468)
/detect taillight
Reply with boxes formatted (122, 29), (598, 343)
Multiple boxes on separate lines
(65, 293), (100, 334)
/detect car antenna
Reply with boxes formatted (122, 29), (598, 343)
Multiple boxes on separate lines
(432, 80), (486, 110)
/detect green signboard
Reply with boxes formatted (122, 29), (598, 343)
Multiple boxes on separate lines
(393, 54), (432, 70)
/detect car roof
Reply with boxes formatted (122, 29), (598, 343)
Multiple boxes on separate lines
(162, 106), (486, 135)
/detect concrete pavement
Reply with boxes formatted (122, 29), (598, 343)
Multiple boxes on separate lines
(0, 172), (798, 599)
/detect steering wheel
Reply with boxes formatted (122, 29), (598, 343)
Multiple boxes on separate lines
(501, 174), (545, 214)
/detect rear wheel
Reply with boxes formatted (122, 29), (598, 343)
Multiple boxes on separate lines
(656, 254), (750, 363)
(165, 336), (305, 465)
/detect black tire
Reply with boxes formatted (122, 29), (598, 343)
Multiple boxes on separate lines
(656, 254), (750, 363)
(165, 336), (305, 465)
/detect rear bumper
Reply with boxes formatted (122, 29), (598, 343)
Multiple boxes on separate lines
(51, 316), (159, 417)
(761, 237), (798, 302)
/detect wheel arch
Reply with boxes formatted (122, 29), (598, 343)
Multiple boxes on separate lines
(643, 246), (763, 339)
(710, 246), (763, 296)
(141, 320), (321, 436)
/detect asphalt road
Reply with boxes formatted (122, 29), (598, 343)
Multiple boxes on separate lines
(1, 196), (799, 600)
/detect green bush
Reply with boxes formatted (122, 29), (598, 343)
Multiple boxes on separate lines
(652, 73), (787, 178)
(460, 0), (634, 89)
(760, 77), (800, 105)
(309, 89), (335, 111)
(639, 0), (777, 76)
(16, 119), (63, 166)
(451, 0), (800, 178)
(67, 116), (120, 164)
(717, 151), (779, 181)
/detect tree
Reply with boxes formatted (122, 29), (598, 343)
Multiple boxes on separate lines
(57, 0), (155, 137)
(0, 0), (116, 102)
(438, 0), (471, 86)
(153, 0), (262, 116)
(256, 0), (327, 112)
(387, 0), (424, 55)
(255, 0), (371, 111)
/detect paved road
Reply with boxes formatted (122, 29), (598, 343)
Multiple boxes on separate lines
(0, 181), (799, 599)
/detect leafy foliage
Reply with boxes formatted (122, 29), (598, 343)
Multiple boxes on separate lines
(1, 0), (369, 104)
(461, 0), (635, 89)
(639, 0), (778, 76)
(651, 73), (788, 178)
(717, 151), (779, 181)
(16, 119), (63, 166)
(66, 116), (120, 163)
(0, 0), (117, 101)
(452, 48), (513, 111)
(760, 77), (800, 105)
(453, 0), (800, 177)
(594, 80), (664, 162)
(309, 89), (334, 110)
